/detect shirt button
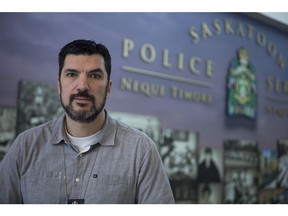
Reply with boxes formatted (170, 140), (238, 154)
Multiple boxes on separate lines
(75, 178), (80, 183)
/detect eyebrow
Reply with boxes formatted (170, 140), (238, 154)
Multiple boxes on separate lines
(63, 68), (79, 74)
(63, 68), (105, 74)
(88, 68), (105, 74)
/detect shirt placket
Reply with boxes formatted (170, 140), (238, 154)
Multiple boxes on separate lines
(69, 153), (85, 199)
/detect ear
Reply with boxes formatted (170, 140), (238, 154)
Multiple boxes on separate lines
(106, 80), (112, 96)
(57, 80), (61, 95)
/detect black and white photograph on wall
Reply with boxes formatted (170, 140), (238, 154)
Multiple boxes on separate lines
(260, 149), (278, 189)
(197, 147), (223, 183)
(275, 139), (288, 188)
(158, 129), (198, 179)
(198, 183), (222, 204)
(16, 80), (64, 135)
(109, 112), (160, 144)
(224, 167), (258, 204)
(258, 188), (288, 204)
(224, 139), (259, 167)
(169, 179), (197, 204)
(158, 129), (198, 203)
(0, 106), (16, 161)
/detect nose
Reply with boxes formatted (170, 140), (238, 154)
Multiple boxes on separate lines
(77, 74), (89, 92)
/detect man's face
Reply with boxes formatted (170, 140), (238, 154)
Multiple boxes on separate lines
(58, 54), (112, 123)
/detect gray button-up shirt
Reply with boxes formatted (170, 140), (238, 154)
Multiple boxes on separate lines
(0, 112), (175, 204)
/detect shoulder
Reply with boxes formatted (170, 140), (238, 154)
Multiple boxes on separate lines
(15, 117), (64, 144)
(3, 117), (63, 163)
(114, 117), (148, 137)
(107, 114), (156, 150)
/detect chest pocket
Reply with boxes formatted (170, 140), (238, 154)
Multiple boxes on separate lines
(21, 169), (62, 204)
(99, 174), (131, 184)
(85, 174), (135, 204)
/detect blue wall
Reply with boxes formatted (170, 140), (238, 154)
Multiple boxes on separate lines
(0, 12), (288, 150)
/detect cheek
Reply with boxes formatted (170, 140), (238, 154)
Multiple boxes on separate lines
(59, 85), (71, 103)
(94, 84), (109, 96)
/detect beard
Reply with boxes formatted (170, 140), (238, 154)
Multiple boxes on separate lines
(59, 86), (107, 123)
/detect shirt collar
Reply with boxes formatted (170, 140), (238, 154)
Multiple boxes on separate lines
(50, 115), (67, 145)
(96, 111), (116, 146)
(50, 111), (116, 147)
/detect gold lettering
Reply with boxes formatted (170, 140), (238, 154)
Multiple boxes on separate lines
(121, 77), (166, 97)
(265, 105), (288, 117)
(277, 54), (286, 70)
(256, 32), (266, 47)
(224, 19), (234, 34)
(133, 80), (139, 92)
(284, 80), (288, 93)
(266, 77), (288, 94)
(120, 77), (132, 90)
(140, 44), (156, 63)
(206, 60), (214, 77)
(122, 38), (134, 58)
(188, 26), (200, 44)
(163, 49), (172, 68)
(266, 77), (273, 91)
(183, 90), (193, 100)
(213, 19), (221, 35)
(202, 23), (213, 39)
(236, 22), (245, 37)
(140, 82), (152, 96)
(189, 56), (201, 75)
(267, 42), (277, 57)
(177, 52), (184, 71)
(247, 24), (254, 40)
(275, 78), (281, 93)
(206, 94), (212, 104)
(171, 85), (178, 98)
(186, 20), (286, 71)
(159, 85), (165, 96)
(170, 85), (212, 104)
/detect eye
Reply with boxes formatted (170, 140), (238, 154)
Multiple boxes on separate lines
(90, 73), (102, 79)
(66, 72), (76, 77)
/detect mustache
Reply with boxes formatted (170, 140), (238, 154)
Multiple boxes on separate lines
(70, 91), (95, 102)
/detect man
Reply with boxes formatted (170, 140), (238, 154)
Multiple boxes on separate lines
(0, 39), (175, 204)
(197, 147), (221, 183)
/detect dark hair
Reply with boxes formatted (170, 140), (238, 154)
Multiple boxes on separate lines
(204, 147), (212, 154)
(58, 39), (111, 80)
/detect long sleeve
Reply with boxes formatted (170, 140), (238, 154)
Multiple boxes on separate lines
(136, 138), (175, 204)
(0, 135), (23, 204)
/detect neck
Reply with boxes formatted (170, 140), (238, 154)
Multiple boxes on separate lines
(65, 110), (106, 137)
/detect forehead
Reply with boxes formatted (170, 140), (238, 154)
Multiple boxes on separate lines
(63, 54), (105, 70)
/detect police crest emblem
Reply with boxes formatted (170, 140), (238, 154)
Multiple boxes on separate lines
(227, 47), (257, 119)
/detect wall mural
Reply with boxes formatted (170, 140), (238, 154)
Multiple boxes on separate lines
(0, 13), (288, 204)
(0, 80), (287, 203)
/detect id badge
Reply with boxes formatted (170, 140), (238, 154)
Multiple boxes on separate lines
(67, 199), (85, 204)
